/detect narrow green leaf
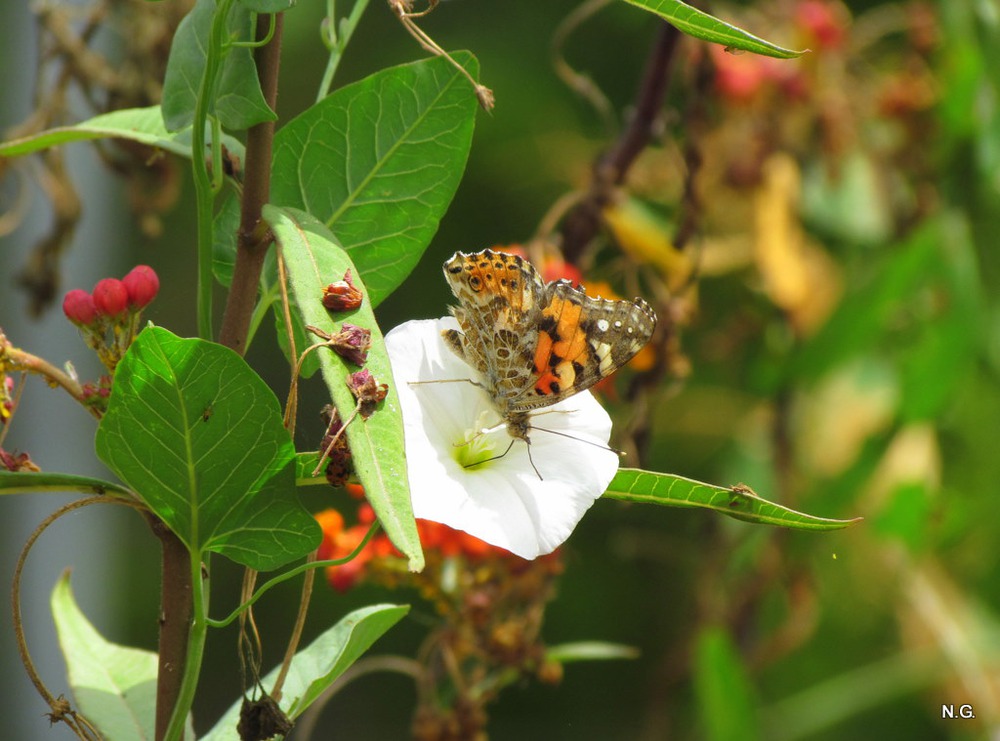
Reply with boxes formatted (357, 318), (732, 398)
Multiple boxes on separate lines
(94, 326), (320, 570)
(200, 604), (409, 740)
(51, 571), (194, 741)
(269, 53), (478, 306)
(265, 205), (424, 571)
(161, 0), (276, 132)
(620, 0), (805, 58)
(546, 642), (640, 664)
(0, 106), (245, 161)
(694, 628), (759, 741)
(604, 469), (861, 530)
(0, 471), (131, 498)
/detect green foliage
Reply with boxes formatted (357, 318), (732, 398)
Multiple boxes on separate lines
(95, 326), (320, 571)
(267, 205), (423, 570)
(161, 0), (275, 132)
(0, 106), (245, 163)
(269, 53), (479, 306)
(694, 628), (759, 741)
(619, 0), (804, 58)
(0, 471), (131, 498)
(51, 573), (194, 741)
(604, 469), (859, 530)
(200, 604), (410, 739)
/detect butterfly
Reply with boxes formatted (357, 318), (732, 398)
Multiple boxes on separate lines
(439, 249), (656, 470)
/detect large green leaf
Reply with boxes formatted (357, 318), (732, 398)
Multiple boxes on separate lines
(0, 106), (245, 161)
(604, 469), (860, 530)
(266, 204), (423, 571)
(620, 0), (804, 58)
(269, 53), (478, 306)
(94, 326), (320, 570)
(200, 603), (409, 740)
(161, 0), (275, 132)
(51, 572), (194, 741)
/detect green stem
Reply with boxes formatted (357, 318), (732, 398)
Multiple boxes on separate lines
(207, 522), (380, 628)
(316, 0), (370, 102)
(163, 553), (211, 741)
(191, 0), (236, 340)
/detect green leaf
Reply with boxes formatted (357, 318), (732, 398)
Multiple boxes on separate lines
(51, 571), (194, 741)
(603, 469), (861, 530)
(269, 53), (478, 306)
(161, 0), (276, 132)
(0, 106), (245, 161)
(200, 604), (409, 740)
(266, 205), (424, 571)
(546, 642), (640, 664)
(619, 0), (805, 58)
(0, 471), (131, 498)
(237, 0), (295, 11)
(94, 326), (320, 570)
(694, 627), (759, 741)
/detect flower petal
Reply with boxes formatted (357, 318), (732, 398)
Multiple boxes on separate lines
(385, 318), (619, 559)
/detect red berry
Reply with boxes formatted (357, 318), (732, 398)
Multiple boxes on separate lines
(122, 265), (160, 309)
(92, 278), (129, 317)
(62, 289), (99, 326)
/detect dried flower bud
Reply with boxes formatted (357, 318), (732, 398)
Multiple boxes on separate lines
(347, 368), (388, 419)
(320, 405), (352, 487)
(92, 279), (129, 317)
(122, 265), (160, 309)
(62, 289), (99, 326)
(322, 269), (363, 311)
(1, 448), (40, 473)
(305, 323), (372, 365)
(327, 323), (371, 366)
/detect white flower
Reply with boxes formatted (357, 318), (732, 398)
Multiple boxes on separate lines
(384, 317), (620, 560)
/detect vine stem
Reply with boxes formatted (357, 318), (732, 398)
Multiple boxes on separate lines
(12, 496), (147, 740)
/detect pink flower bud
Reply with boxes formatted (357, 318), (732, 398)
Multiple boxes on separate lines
(122, 265), (160, 309)
(92, 279), (130, 317)
(62, 289), (99, 326)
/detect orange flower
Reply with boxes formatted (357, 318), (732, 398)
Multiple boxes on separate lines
(315, 507), (378, 592)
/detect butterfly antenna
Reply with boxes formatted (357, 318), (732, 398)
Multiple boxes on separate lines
(409, 378), (483, 389)
(529, 425), (626, 457)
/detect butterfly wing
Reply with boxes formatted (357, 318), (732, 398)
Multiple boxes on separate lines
(509, 280), (657, 412)
(442, 250), (546, 407)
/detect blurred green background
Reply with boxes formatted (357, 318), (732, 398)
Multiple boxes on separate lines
(2, 0), (999, 739)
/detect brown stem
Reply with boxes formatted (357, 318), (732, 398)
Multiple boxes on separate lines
(154, 17), (284, 737)
(217, 13), (284, 354)
(154, 521), (194, 741)
(0, 335), (100, 420)
(270, 550), (317, 701)
(559, 21), (680, 263)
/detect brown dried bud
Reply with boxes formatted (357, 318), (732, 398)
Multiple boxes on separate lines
(306, 323), (372, 366)
(319, 405), (352, 487)
(322, 269), (363, 312)
(347, 368), (388, 419)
